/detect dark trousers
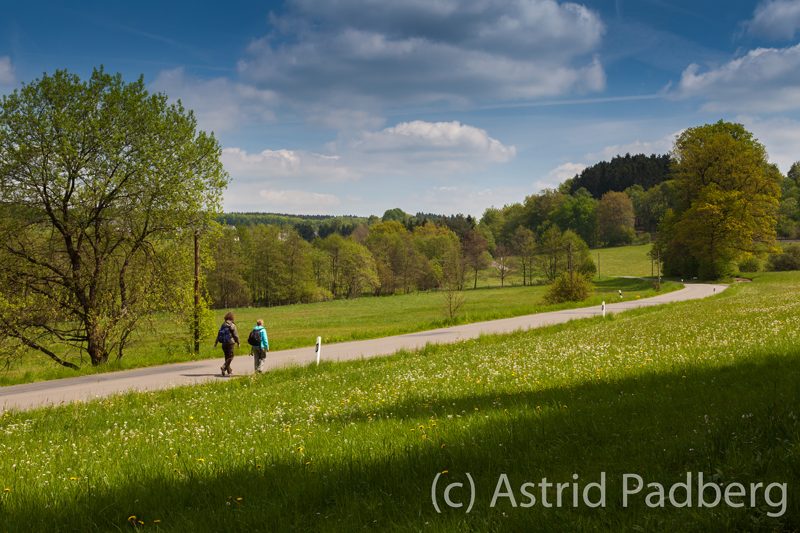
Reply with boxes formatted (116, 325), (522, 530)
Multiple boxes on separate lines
(222, 343), (235, 371)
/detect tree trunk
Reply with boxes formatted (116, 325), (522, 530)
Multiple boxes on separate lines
(193, 230), (200, 356)
(86, 321), (108, 366)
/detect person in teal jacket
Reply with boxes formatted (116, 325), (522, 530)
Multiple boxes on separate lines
(250, 319), (269, 373)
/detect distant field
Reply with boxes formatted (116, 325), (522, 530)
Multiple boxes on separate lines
(0, 277), (677, 386)
(1, 273), (797, 531)
(474, 244), (655, 288)
(595, 243), (655, 278)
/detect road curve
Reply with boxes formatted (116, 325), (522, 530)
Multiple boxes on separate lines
(0, 282), (727, 412)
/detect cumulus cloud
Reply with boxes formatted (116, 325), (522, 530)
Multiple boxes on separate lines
(352, 121), (516, 164)
(150, 68), (277, 133)
(238, 0), (605, 113)
(223, 120), (514, 183)
(745, 0), (800, 40)
(675, 44), (800, 112)
(0, 56), (15, 86)
(221, 120), (516, 212)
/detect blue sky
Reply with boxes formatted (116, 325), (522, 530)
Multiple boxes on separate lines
(2, 0), (800, 216)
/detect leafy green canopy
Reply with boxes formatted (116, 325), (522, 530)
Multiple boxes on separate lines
(657, 121), (781, 279)
(0, 68), (227, 367)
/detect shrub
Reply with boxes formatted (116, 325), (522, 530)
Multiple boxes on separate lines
(579, 257), (597, 277)
(738, 254), (763, 273)
(767, 244), (800, 271)
(545, 272), (592, 303)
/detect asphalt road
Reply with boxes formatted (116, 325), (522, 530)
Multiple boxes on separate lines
(0, 282), (727, 412)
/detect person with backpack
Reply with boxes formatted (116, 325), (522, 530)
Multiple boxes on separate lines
(214, 311), (240, 376)
(247, 319), (270, 373)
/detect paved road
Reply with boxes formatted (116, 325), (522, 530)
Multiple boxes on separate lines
(0, 283), (727, 412)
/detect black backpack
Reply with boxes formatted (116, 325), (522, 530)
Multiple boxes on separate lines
(217, 323), (233, 345)
(247, 328), (261, 347)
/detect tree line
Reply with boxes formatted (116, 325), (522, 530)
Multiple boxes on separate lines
(475, 136), (797, 279)
(205, 217), (596, 308)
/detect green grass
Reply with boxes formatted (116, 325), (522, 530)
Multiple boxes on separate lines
(594, 243), (655, 278)
(472, 244), (656, 288)
(0, 277), (676, 386)
(1, 273), (798, 531)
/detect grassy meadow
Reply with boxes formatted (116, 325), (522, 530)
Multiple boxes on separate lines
(1, 272), (798, 530)
(594, 243), (656, 279)
(474, 243), (655, 287)
(0, 276), (675, 386)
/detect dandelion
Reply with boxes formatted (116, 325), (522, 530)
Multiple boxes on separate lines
(3, 487), (11, 493)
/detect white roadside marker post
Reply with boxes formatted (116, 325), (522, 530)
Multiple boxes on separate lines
(315, 336), (322, 366)
(601, 301), (606, 318)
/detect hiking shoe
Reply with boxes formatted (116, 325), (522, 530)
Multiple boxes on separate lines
(227, 368), (233, 376)
(220, 366), (227, 377)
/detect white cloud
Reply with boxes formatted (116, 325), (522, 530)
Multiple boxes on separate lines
(222, 120), (515, 186)
(221, 120), (516, 212)
(745, 0), (800, 40)
(353, 121), (516, 163)
(545, 162), (586, 184)
(0, 56), (15, 86)
(222, 147), (359, 182)
(259, 189), (341, 213)
(675, 44), (800, 112)
(150, 68), (277, 133)
(238, 0), (606, 113)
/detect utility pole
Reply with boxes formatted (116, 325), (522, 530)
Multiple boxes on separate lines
(567, 241), (574, 282)
(193, 229), (200, 356)
(656, 248), (662, 289)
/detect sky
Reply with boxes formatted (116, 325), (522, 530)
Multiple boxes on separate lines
(2, 0), (800, 216)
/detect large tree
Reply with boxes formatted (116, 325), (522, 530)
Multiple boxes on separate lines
(0, 69), (227, 367)
(512, 226), (536, 286)
(597, 191), (636, 246)
(658, 121), (781, 279)
(462, 227), (491, 289)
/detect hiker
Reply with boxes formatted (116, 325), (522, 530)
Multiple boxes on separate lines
(247, 319), (270, 373)
(214, 311), (240, 376)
